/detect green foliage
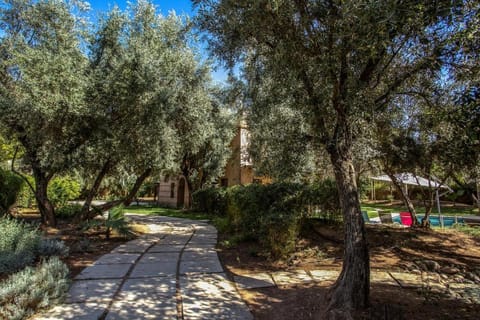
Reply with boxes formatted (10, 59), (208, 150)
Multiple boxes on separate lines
(0, 168), (24, 216)
(302, 179), (341, 222)
(194, 181), (342, 257)
(453, 224), (480, 238)
(47, 176), (81, 207)
(0, 257), (70, 320)
(0, 218), (41, 274)
(0, 0), (92, 224)
(37, 239), (69, 258)
(83, 205), (134, 240)
(192, 187), (228, 216)
(55, 203), (82, 220)
(225, 183), (307, 258)
(16, 175), (35, 208)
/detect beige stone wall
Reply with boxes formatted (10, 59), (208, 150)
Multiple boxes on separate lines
(156, 175), (190, 208)
(221, 125), (270, 187)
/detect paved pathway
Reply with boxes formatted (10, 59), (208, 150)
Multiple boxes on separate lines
(34, 213), (480, 319)
(35, 214), (253, 320)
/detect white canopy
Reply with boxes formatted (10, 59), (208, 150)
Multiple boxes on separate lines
(370, 173), (448, 189)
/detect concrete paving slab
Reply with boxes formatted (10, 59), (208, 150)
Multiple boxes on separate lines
(370, 271), (398, 286)
(233, 273), (275, 290)
(94, 253), (140, 265)
(130, 261), (177, 278)
(181, 273), (253, 320)
(117, 277), (176, 300)
(75, 264), (131, 280)
(181, 250), (218, 262)
(194, 225), (217, 234)
(33, 302), (108, 320)
(389, 272), (422, 289)
(107, 298), (177, 320)
(189, 236), (217, 245)
(183, 247), (218, 253)
(271, 270), (313, 286)
(191, 232), (218, 239)
(184, 243), (216, 250)
(180, 259), (223, 274)
(309, 270), (339, 283)
(67, 279), (122, 303)
(111, 239), (154, 253)
(148, 244), (184, 253)
(138, 252), (179, 264)
(160, 235), (192, 245)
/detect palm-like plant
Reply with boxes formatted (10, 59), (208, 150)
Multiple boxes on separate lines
(83, 205), (134, 240)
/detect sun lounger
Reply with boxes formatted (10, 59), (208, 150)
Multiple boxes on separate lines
(378, 210), (393, 224)
(361, 210), (370, 223)
(399, 212), (413, 226)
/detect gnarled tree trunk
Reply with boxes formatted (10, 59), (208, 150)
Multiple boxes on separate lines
(327, 100), (370, 319)
(84, 168), (152, 220)
(32, 167), (56, 226)
(326, 135), (370, 317)
(79, 159), (112, 221)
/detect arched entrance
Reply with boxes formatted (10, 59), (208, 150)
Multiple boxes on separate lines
(177, 177), (185, 208)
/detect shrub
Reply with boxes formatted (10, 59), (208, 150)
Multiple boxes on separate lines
(0, 257), (70, 320)
(0, 168), (24, 216)
(55, 203), (82, 220)
(192, 187), (227, 216)
(225, 183), (306, 258)
(83, 205), (134, 240)
(302, 179), (341, 222)
(16, 175), (35, 208)
(37, 238), (69, 257)
(0, 218), (41, 274)
(193, 180), (341, 258)
(48, 176), (81, 207)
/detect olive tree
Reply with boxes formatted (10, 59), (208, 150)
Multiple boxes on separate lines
(194, 0), (469, 316)
(0, 0), (91, 226)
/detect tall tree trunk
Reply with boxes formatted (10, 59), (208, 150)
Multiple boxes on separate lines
(85, 168), (152, 219)
(181, 166), (195, 209)
(11, 145), (56, 225)
(386, 172), (420, 227)
(476, 169), (480, 214)
(122, 168), (152, 206)
(32, 167), (56, 226)
(78, 160), (112, 222)
(422, 204), (433, 228)
(326, 147), (370, 316)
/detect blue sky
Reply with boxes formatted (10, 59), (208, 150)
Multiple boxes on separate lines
(88, 1), (229, 83)
(88, 0), (195, 16)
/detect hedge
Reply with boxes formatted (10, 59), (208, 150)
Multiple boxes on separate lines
(192, 180), (341, 258)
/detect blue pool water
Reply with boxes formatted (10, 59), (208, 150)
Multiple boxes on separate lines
(392, 215), (463, 227)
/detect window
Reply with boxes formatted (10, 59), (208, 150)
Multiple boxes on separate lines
(170, 183), (175, 198)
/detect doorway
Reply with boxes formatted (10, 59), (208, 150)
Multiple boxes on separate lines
(177, 178), (185, 208)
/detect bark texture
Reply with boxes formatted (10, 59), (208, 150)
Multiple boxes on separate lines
(32, 167), (56, 226)
(79, 159), (112, 221)
(84, 168), (152, 220)
(326, 149), (370, 316)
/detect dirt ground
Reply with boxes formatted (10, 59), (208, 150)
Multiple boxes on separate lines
(217, 221), (480, 320)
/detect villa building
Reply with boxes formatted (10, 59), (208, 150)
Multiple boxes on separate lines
(155, 120), (269, 208)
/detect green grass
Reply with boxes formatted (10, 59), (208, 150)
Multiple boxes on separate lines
(452, 224), (480, 238)
(123, 205), (211, 220)
(361, 203), (477, 218)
